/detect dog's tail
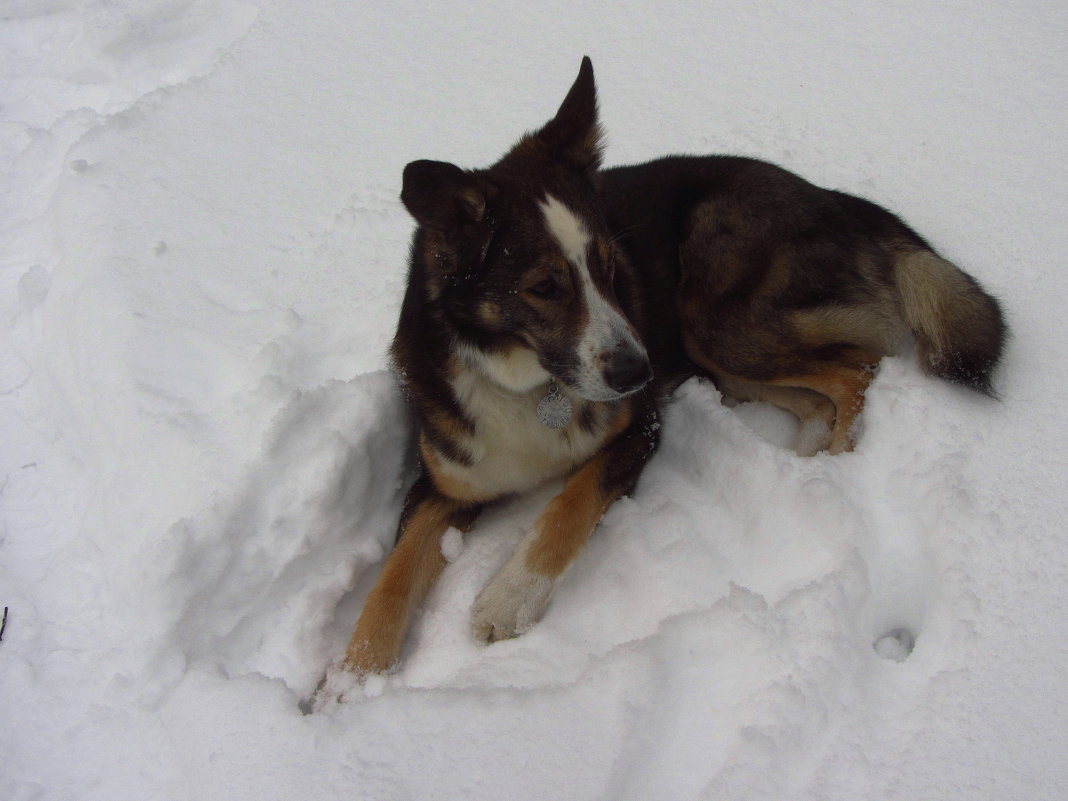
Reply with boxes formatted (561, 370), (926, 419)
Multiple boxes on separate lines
(892, 248), (1007, 396)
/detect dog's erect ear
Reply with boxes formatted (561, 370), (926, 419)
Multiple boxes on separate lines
(535, 56), (603, 174)
(401, 160), (489, 233)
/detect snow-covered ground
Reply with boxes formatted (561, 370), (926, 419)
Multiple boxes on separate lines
(3, 1), (1068, 799)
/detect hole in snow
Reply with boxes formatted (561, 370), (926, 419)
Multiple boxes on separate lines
(873, 628), (916, 662)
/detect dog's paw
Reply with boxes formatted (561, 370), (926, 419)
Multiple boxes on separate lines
(306, 664), (363, 713)
(342, 634), (402, 677)
(304, 641), (400, 713)
(472, 556), (554, 643)
(793, 415), (833, 457)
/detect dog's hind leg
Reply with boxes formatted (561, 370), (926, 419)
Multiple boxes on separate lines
(342, 476), (480, 676)
(766, 362), (877, 454)
(715, 374), (837, 456)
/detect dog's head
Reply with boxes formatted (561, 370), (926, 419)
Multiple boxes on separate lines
(400, 57), (651, 402)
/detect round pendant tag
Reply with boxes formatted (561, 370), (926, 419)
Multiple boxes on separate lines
(536, 383), (573, 429)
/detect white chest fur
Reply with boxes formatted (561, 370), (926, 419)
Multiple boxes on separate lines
(434, 345), (608, 501)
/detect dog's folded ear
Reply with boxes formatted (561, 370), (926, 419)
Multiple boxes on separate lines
(535, 56), (604, 175)
(401, 160), (491, 233)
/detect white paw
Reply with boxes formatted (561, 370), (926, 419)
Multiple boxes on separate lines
(472, 554), (554, 643)
(793, 416), (832, 457)
(307, 663), (362, 713)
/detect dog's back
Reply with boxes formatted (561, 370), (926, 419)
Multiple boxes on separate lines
(602, 155), (1006, 452)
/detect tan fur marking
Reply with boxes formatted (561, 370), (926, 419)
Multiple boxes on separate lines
(445, 353), (462, 381)
(532, 253), (569, 285)
(524, 451), (612, 578)
(426, 407), (470, 444)
(420, 436), (488, 503)
(477, 299), (503, 327)
(342, 495), (462, 675)
(519, 402), (630, 577)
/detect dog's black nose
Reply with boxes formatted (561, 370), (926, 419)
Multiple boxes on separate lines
(604, 350), (652, 394)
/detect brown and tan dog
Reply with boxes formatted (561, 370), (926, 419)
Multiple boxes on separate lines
(327, 57), (1005, 685)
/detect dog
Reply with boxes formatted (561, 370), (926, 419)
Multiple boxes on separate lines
(330, 57), (1005, 681)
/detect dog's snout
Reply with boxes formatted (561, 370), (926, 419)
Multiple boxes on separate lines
(604, 348), (652, 394)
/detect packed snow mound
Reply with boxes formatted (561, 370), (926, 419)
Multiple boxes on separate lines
(158, 371), (411, 695)
(3, 1), (1068, 800)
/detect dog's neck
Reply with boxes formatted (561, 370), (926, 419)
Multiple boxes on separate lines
(451, 341), (579, 431)
(455, 341), (552, 395)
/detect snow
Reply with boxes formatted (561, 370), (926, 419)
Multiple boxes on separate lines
(3, 1), (1068, 799)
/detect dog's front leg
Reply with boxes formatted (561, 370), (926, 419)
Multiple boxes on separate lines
(341, 475), (480, 676)
(472, 409), (659, 643)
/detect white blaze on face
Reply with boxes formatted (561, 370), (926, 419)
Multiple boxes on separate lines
(539, 194), (645, 400)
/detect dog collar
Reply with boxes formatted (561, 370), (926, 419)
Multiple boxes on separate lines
(536, 380), (573, 429)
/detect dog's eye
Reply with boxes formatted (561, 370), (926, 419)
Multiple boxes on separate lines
(527, 278), (559, 299)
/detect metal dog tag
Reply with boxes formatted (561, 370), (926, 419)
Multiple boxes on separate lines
(536, 380), (572, 429)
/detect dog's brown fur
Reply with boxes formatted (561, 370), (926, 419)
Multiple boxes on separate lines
(324, 58), (1005, 686)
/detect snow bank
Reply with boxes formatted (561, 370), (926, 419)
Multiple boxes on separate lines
(3, 1), (1068, 799)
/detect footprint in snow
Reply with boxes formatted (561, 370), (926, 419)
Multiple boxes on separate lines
(873, 627), (916, 662)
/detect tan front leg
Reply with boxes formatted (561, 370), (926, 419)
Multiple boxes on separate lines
(471, 451), (614, 642)
(471, 401), (659, 643)
(343, 480), (478, 675)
